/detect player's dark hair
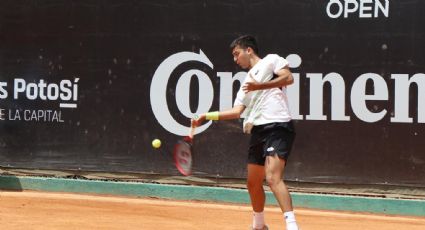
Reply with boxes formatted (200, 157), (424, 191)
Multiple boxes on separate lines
(230, 35), (259, 55)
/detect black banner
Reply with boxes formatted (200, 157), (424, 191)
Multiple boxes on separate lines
(0, 0), (424, 186)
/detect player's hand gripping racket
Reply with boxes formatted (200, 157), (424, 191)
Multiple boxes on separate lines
(173, 124), (195, 176)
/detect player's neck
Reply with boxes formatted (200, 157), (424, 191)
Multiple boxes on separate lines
(248, 55), (261, 69)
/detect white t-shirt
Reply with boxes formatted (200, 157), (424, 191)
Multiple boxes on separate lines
(234, 54), (292, 127)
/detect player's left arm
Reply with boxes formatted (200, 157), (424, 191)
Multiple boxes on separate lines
(242, 66), (293, 93)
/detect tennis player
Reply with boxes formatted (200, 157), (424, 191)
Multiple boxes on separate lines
(192, 35), (299, 230)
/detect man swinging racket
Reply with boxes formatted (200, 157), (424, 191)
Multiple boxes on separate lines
(191, 35), (299, 230)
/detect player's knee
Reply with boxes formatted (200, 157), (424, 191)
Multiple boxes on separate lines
(246, 179), (257, 189)
(246, 178), (262, 190)
(265, 174), (282, 188)
(265, 175), (275, 187)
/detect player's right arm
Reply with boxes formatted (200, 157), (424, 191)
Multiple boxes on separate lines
(243, 54), (293, 93)
(191, 105), (245, 127)
(243, 66), (293, 93)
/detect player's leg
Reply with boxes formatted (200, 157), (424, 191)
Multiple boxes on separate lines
(265, 155), (293, 212)
(247, 124), (275, 230)
(247, 163), (267, 230)
(247, 163), (266, 212)
(264, 122), (298, 229)
(265, 155), (298, 230)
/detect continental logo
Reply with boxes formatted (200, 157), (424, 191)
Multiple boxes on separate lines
(150, 50), (424, 136)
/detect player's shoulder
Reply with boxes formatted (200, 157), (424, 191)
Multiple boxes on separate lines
(263, 54), (284, 62)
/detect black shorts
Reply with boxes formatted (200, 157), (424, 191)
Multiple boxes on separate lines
(248, 121), (296, 166)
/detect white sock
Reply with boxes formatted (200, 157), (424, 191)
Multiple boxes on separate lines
(253, 211), (265, 229)
(284, 211), (299, 230)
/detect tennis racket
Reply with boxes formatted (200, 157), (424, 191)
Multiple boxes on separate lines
(173, 125), (195, 176)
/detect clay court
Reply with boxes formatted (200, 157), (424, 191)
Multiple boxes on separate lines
(1, 190), (424, 230)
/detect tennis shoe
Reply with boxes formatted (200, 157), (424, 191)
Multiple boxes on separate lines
(250, 225), (268, 230)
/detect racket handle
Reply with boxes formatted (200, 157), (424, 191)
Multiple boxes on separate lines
(188, 125), (195, 139)
(188, 114), (199, 139)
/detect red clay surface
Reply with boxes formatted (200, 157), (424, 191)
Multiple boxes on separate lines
(0, 190), (424, 229)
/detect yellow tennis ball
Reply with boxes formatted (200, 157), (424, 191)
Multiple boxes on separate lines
(152, 139), (161, 148)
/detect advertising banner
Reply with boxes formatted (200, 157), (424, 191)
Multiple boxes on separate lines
(0, 0), (424, 186)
